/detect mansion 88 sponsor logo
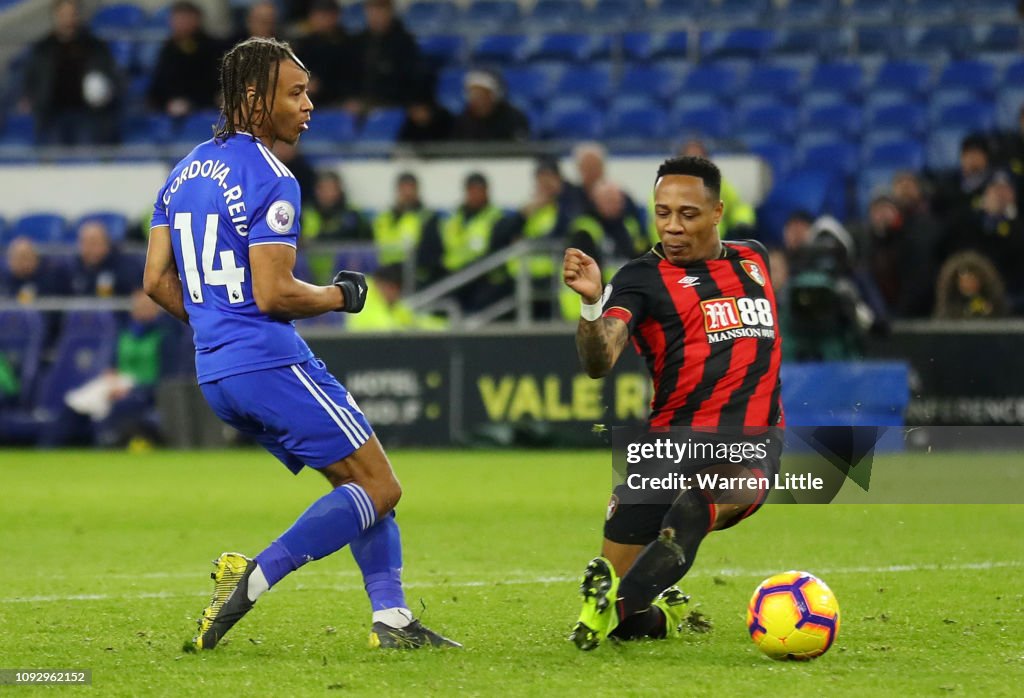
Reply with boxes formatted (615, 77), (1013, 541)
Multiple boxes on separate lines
(700, 297), (776, 344)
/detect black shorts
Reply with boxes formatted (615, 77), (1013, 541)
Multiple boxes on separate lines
(604, 446), (782, 546)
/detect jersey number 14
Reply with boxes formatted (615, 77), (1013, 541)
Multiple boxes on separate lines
(174, 212), (246, 304)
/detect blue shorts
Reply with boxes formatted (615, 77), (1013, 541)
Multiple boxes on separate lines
(201, 358), (373, 474)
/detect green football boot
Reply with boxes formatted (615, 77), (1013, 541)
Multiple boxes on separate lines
(187, 552), (257, 651)
(652, 586), (691, 638)
(569, 557), (620, 650)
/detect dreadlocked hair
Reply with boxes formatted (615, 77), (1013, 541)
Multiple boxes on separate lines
(214, 37), (307, 142)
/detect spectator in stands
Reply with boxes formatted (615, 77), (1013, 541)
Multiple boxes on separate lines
(451, 70), (530, 143)
(573, 143), (639, 217)
(934, 251), (1009, 319)
(301, 170), (371, 242)
(996, 103), (1024, 204)
(292, 0), (360, 109)
(272, 140), (317, 205)
(398, 76), (454, 145)
(347, 264), (446, 332)
(1, 236), (70, 302)
(20, 0), (121, 145)
(678, 138), (755, 238)
(69, 220), (140, 297)
(45, 289), (173, 447)
(782, 210), (815, 266)
(373, 172), (441, 285)
(420, 172), (506, 309)
(932, 134), (993, 218)
(233, 0), (279, 43)
(572, 179), (647, 262)
(147, 1), (223, 118)
(945, 171), (1024, 309)
(350, 0), (421, 112)
(856, 191), (938, 318)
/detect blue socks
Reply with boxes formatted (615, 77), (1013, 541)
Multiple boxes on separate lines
(254, 483), (377, 589)
(350, 511), (407, 613)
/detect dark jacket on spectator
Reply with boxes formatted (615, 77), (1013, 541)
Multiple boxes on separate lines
(69, 249), (140, 297)
(353, 19), (419, 107)
(147, 31), (224, 112)
(452, 101), (530, 142)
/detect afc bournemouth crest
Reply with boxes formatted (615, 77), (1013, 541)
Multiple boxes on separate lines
(606, 494), (619, 521)
(740, 260), (766, 286)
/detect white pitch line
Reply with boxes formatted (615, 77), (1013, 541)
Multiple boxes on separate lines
(0, 560), (1019, 605)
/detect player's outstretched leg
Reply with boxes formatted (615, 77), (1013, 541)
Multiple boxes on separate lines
(189, 552), (258, 651)
(186, 481), (381, 650)
(569, 556), (621, 650)
(352, 511), (461, 649)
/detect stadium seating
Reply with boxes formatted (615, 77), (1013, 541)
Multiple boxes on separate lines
(522, 0), (586, 32)
(604, 99), (669, 141)
(90, 3), (147, 39)
(302, 110), (357, 144)
(867, 101), (929, 138)
(801, 102), (863, 140)
(555, 65), (613, 103)
(618, 64), (682, 103)
(404, 1), (458, 35)
(670, 102), (732, 140)
(418, 34), (464, 70)
(806, 62), (864, 102)
(75, 212), (129, 243)
(360, 109), (406, 143)
(701, 28), (774, 61)
(470, 34), (528, 64)
(0, 310), (44, 408)
(775, 0), (838, 27)
(797, 137), (860, 177)
(863, 137), (925, 171)
(740, 65), (802, 101)
(0, 114), (34, 146)
(460, 0), (520, 33)
(10, 214), (66, 245)
(542, 97), (603, 139)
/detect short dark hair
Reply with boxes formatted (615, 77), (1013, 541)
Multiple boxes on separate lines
(465, 172), (488, 188)
(170, 0), (202, 16)
(655, 156), (721, 200)
(960, 134), (990, 156)
(215, 37), (308, 142)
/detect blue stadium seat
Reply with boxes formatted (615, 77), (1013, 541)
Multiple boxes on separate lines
(842, 0), (897, 25)
(933, 100), (997, 132)
(740, 65), (802, 101)
(135, 40), (162, 74)
(360, 109), (406, 142)
(403, 1), (458, 35)
(621, 31), (653, 62)
(417, 34), (464, 69)
(555, 65), (613, 103)
(522, 0), (586, 32)
(437, 67), (467, 109)
(797, 138), (860, 177)
(973, 0), (1020, 22)
(905, 24), (970, 60)
(527, 33), (607, 63)
(471, 34), (528, 64)
(76, 212), (128, 243)
(542, 97), (604, 139)
(605, 103), (669, 140)
(704, 0), (769, 26)
(772, 27), (833, 58)
(650, 0), (698, 26)
(748, 141), (795, 179)
(90, 3), (147, 38)
(807, 62), (864, 101)
(107, 39), (136, 73)
(737, 103), (797, 140)
(872, 61), (932, 97)
(176, 111), (219, 143)
(12, 213), (66, 244)
(502, 64), (561, 104)
(681, 64), (741, 101)
(904, 0), (962, 24)
(587, 0), (642, 28)
(144, 4), (173, 33)
(867, 101), (928, 137)
(973, 24), (1023, 54)
(648, 31), (690, 60)
(864, 138), (925, 170)
(997, 87), (1024, 130)
(801, 102), (862, 139)
(669, 102), (731, 140)
(122, 113), (173, 145)
(460, 0), (520, 32)
(843, 26), (900, 57)
(774, 0), (838, 26)
(936, 60), (998, 95)
(0, 114), (35, 146)
(302, 110), (357, 143)
(927, 127), (968, 171)
(342, 2), (365, 31)
(618, 64), (682, 103)
(701, 28), (774, 61)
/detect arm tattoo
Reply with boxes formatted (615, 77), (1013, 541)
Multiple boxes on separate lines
(576, 317), (629, 378)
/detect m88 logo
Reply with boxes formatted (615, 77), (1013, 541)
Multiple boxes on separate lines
(701, 297), (775, 333)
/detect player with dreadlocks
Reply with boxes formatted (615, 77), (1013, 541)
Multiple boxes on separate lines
(144, 37), (460, 651)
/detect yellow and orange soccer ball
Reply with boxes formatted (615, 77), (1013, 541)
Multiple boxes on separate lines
(747, 571), (841, 660)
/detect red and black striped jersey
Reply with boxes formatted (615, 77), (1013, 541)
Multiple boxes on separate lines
(602, 241), (783, 428)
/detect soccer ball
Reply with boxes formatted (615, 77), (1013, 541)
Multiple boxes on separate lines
(746, 571), (840, 660)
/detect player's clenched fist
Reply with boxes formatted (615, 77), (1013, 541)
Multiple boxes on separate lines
(333, 270), (368, 313)
(563, 248), (603, 304)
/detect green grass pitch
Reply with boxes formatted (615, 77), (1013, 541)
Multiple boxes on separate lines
(1, 449), (1022, 696)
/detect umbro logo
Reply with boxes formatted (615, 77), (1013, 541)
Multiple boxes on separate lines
(678, 276), (701, 288)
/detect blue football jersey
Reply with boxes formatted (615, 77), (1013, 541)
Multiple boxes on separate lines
(152, 134), (313, 383)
